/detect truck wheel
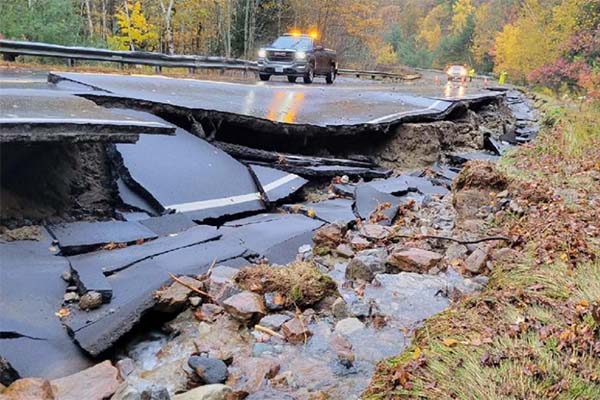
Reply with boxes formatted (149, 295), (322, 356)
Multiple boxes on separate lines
(325, 66), (336, 84)
(259, 74), (271, 81)
(287, 76), (297, 83)
(303, 65), (314, 84)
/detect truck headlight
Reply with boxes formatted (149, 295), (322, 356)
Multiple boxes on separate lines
(295, 51), (307, 60)
(258, 49), (266, 58)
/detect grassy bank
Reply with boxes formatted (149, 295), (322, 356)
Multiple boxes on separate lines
(364, 96), (600, 399)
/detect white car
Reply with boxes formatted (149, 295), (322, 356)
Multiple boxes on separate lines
(446, 65), (468, 81)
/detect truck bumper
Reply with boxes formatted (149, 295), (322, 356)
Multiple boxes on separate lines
(257, 60), (308, 76)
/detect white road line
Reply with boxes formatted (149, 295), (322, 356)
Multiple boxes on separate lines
(166, 173), (298, 212)
(368, 100), (444, 124)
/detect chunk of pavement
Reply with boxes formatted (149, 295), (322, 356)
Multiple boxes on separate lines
(367, 175), (449, 197)
(112, 109), (265, 222)
(281, 317), (312, 344)
(465, 247), (489, 274)
(332, 183), (356, 197)
(188, 356), (228, 384)
(64, 237), (248, 356)
(139, 213), (198, 236)
(223, 291), (266, 322)
(50, 360), (120, 400)
(116, 178), (157, 216)
(387, 247), (443, 273)
(448, 152), (500, 166)
(47, 220), (158, 256)
(345, 248), (388, 282)
(221, 214), (323, 265)
(172, 384), (233, 400)
(0, 228), (92, 379)
(79, 291), (103, 310)
(226, 357), (280, 395)
(0, 378), (55, 400)
(258, 314), (292, 331)
(284, 198), (357, 226)
(249, 164), (307, 204)
(0, 357), (19, 386)
(208, 266), (242, 305)
(484, 136), (512, 156)
(312, 223), (346, 248)
(68, 225), (220, 302)
(353, 184), (401, 225)
(335, 317), (365, 336)
(155, 276), (203, 312)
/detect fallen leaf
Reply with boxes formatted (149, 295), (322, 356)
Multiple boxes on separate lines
(55, 308), (70, 319)
(412, 347), (421, 360)
(442, 338), (459, 347)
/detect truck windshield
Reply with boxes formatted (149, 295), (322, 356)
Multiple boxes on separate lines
(270, 36), (312, 50)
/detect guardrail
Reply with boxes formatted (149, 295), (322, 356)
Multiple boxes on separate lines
(0, 39), (419, 80)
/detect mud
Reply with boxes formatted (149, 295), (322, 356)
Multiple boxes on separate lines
(0, 142), (116, 227)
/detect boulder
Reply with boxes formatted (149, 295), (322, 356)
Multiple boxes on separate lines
(172, 385), (232, 400)
(0, 378), (55, 400)
(387, 247), (442, 273)
(312, 224), (345, 248)
(187, 356), (228, 384)
(155, 276), (204, 313)
(358, 224), (393, 241)
(465, 248), (488, 274)
(78, 291), (103, 310)
(334, 318), (365, 336)
(223, 291), (266, 322)
(345, 248), (388, 282)
(50, 360), (120, 400)
(281, 317), (311, 344)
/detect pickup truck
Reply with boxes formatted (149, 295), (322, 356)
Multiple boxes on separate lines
(257, 33), (337, 84)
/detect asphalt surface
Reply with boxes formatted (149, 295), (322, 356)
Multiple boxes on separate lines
(47, 70), (500, 126)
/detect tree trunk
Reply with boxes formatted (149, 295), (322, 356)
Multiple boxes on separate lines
(84, 0), (94, 38)
(159, 0), (176, 54)
(122, 0), (135, 51)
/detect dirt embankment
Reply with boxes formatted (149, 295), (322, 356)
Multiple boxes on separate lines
(0, 142), (116, 228)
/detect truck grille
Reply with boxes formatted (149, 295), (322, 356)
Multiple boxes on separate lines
(266, 50), (295, 62)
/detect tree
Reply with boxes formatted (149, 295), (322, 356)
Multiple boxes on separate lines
(108, 0), (159, 51)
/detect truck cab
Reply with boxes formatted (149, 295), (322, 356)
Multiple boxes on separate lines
(257, 33), (337, 84)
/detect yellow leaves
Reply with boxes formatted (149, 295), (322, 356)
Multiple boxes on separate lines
(412, 346), (421, 359)
(109, 0), (158, 51)
(55, 308), (70, 319)
(451, 0), (475, 34)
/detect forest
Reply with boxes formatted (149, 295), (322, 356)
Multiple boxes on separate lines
(0, 0), (598, 91)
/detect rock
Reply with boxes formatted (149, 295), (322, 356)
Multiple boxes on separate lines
(281, 317), (312, 344)
(298, 244), (313, 260)
(116, 358), (135, 379)
(208, 266), (241, 305)
(189, 296), (202, 307)
(258, 314), (291, 331)
(330, 334), (355, 368)
(0, 378), (55, 400)
(465, 248), (488, 274)
(345, 248), (387, 282)
(51, 360), (120, 400)
(78, 291), (103, 310)
(493, 247), (517, 262)
(197, 303), (224, 322)
(226, 357), (280, 395)
(61, 270), (72, 282)
(111, 383), (141, 400)
(172, 385), (232, 400)
(0, 357), (19, 387)
(349, 300), (371, 318)
(387, 247), (442, 273)
(331, 298), (349, 319)
(155, 276), (204, 312)
(264, 292), (286, 311)
(223, 291), (266, 322)
(508, 200), (525, 216)
(349, 235), (371, 251)
(358, 224), (393, 241)
(335, 244), (354, 258)
(312, 224), (345, 248)
(444, 244), (468, 261)
(64, 292), (79, 304)
(188, 356), (228, 384)
(334, 318), (365, 336)
(496, 190), (509, 198)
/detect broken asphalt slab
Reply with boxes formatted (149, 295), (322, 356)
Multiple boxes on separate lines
(0, 228), (92, 379)
(47, 220), (158, 256)
(220, 213), (324, 264)
(138, 213), (198, 236)
(248, 164), (307, 204)
(68, 224), (221, 301)
(110, 109), (265, 222)
(283, 198), (357, 226)
(65, 236), (249, 356)
(0, 89), (174, 143)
